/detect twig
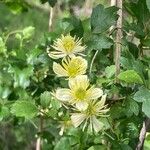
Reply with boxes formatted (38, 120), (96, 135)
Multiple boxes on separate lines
(115, 0), (123, 83)
(48, 7), (53, 32)
(36, 116), (43, 150)
(4, 30), (22, 44)
(89, 50), (99, 74)
(136, 118), (150, 150)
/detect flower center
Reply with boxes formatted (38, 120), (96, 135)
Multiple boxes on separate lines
(75, 88), (86, 100)
(68, 66), (78, 77)
(86, 104), (97, 116)
(62, 36), (75, 53)
(67, 61), (80, 77)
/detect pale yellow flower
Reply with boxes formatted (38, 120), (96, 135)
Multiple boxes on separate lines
(55, 75), (103, 110)
(53, 56), (87, 78)
(71, 94), (109, 133)
(47, 34), (86, 59)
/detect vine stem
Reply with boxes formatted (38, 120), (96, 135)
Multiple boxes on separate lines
(4, 30), (22, 44)
(36, 115), (43, 150)
(115, 0), (123, 83)
(136, 118), (150, 150)
(89, 50), (98, 74)
(36, 5), (54, 150)
(48, 7), (53, 32)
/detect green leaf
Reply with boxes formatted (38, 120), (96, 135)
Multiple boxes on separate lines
(133, 87), (150, 102)
(0, 86), (11, 99)
(125, 99), (139, 116)
(63, 16), (84, 38)
(133, 87), (150, 117)
(8, 66), (33, 89)
(144, 133), (150, 150)
(40, 91), (51, 108)
(23, 26), (35, 39)
(88, 34), (113, 50)
(142, 100), (150, 117)
(105, 65), (116, 78)
(54, 137), (71, 150)
(91, 4), (118, 33)
(0, 37), (6, 54)
(0, 106), (10, 121)
(6, 1), (28, 14)
(146, 0), (150, 11)
(129, 100), (139, 116)
(87, 145), (107, 150)
(11, 101), (38, 119)
(142, 38), (150, 47)
(124, 0), (150, 25)
(118, 70), (143, 84)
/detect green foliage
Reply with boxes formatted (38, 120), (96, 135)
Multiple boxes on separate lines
(54, 137), (71, 150)
(105, 65), (116, 79)
(40, 91), (51, 108)
(88, 34), (113, 50)
(118, 70), (143, 84)
(91, 4), (118, 33)
(22, 26), (35, 39)
(134, 87), (150, 117)
(11, 101), (38, 119)
(146, 0), (150, 11)
(0, 0), (150, 149)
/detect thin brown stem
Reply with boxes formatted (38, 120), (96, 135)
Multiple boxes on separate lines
(115, 0), (123, 83)
(136, 118), (150, 150)
(36, 116), (43, 150)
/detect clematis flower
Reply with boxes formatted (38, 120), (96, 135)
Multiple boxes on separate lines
(53, 56), (87, 78)
(55, 75), (103, 110)
(47, 34), (86, 59)
(71, 94), (109, 133)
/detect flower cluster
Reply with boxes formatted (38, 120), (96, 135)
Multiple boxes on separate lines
(48, 34), (109, 133)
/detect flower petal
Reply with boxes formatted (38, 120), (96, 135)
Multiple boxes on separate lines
(96, 94), (107, 108)
(91, 116), (103, 133)
(48, 51), (66, 59)
(53, 62), (68, 77)
(86, 88), (103, 100)
(71, 113), (86, 127)
(75, 101), (88, 111)
(56, 88), (72, 102)
(69, 75), (89, 90)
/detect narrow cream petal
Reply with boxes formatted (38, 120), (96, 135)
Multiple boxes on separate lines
(73, 46), (86, 53)
(71, 113), (86, 127)
(96, 94), (107, 108)
(99, 108), (110, 114)
(48, 52), (66, 59)
(89, 117), (93, 132)
(91, 116), (103, 133)
(51, 44), (66, 53)
(56, 88), (72, 102)
(82, 119), (88, 131)
(76, 101), (88, 111)
(53, 62), (68, 77)
(86, 88), (103, 100)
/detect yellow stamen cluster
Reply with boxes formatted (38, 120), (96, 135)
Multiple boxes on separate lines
(49, 34), (109, 133)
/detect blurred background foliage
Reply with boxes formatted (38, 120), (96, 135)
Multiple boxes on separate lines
(0, 0), (150, 149)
